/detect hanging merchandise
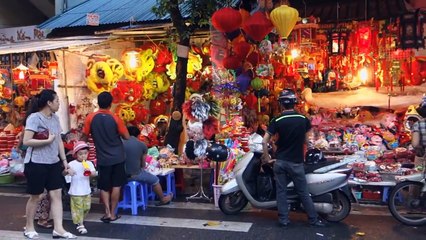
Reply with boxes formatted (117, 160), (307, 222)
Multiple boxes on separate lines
(269, 5), (299, 39)
(242, 11), (274, 42)
(149, 99), (167, 116)
(139, 48), (156, 79)
(86, 54), (123, 94)
(211, 7), (242, 33)
(115, 103), (135, 122)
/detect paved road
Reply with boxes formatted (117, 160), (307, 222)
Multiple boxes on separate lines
(0, 190), (425, 240)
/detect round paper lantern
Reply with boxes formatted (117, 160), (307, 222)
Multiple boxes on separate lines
(246, 51), (260, 66)
(251, 77), (263, 90)
(223, 55), (242, 70)
(150, 99), (166, 116)
(233, 41), (252, 58)
(244, 93), (257, 110)
(270, 5), (299, 39)
(242, 11), (274, 42)
(211, 7), (242, 33)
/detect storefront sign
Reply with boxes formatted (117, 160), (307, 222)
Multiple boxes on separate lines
(86, 13), (100, 26)
(0, 26), (45, 44)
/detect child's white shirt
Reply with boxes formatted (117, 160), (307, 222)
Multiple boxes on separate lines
(67, 160), (95, 196)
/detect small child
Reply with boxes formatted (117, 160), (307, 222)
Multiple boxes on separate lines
(65, 141), (97, 235)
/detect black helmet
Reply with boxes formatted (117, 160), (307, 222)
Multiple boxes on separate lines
(305, 148), (325, 165)
(206, 143), (229, 162)
(278, 89), (297, 106)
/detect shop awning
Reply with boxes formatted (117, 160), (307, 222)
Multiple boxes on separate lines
(0, 36), (108, 55)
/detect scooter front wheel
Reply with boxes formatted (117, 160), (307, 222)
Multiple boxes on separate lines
(218, 191), (248, 215)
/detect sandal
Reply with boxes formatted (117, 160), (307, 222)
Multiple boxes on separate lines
(155, 193), (173, 206)
(100, 215), (111, 223)
(24, 230), (39, 239)
(76, 224), (88, 234)
(109, 215), (121, 222)
(52, 230), (77, 239)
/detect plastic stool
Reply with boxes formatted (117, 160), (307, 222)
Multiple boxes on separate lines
(143, 183), (156, 201)
(116, 181), (146, 215)
(158, 172), (176, 199)
(382, 186), (403, 203)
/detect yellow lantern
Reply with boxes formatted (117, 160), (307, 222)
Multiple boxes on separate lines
(270, 5), (299, 39)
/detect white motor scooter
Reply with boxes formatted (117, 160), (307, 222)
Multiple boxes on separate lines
(218, 152), (354, 222)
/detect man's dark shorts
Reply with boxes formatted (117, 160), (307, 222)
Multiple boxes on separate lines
(24, 161), (64, 195)
(97, 162), (127, 191)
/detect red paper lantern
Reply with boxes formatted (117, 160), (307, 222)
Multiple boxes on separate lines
(244, 93), (257, 110)
(150, 99), (166, 116)
(242, 11), (274, 42)
(246, 51), (260, 66)
(223, 55), (243, 70)
(212, 7), (242, 33)
(233, 41), (252, 58)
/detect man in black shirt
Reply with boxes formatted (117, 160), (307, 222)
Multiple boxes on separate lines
(261, 89), (326, 228)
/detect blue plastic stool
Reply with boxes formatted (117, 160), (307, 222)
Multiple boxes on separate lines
(382, 186), (403, 203)
(116, 181), (146, 215)
(158, 172), (176, 199)
(143, 183), (156, 201)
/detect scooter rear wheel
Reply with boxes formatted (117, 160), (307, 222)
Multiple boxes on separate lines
(388, 181), (426, 226)
(322, 191), (351, 222)
(218, 191), (248, 215)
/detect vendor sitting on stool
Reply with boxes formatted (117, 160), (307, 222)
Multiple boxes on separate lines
(123, 126), (173, 206)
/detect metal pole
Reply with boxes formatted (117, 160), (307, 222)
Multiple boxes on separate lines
(62, 50), (70, 131)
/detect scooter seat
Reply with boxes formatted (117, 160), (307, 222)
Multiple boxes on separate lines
(304, 160), (339, 174)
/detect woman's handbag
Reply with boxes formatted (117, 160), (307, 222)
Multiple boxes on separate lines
(33, 129), (49, 140)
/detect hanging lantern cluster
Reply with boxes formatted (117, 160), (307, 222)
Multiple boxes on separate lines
(209, 4), (300, 115)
